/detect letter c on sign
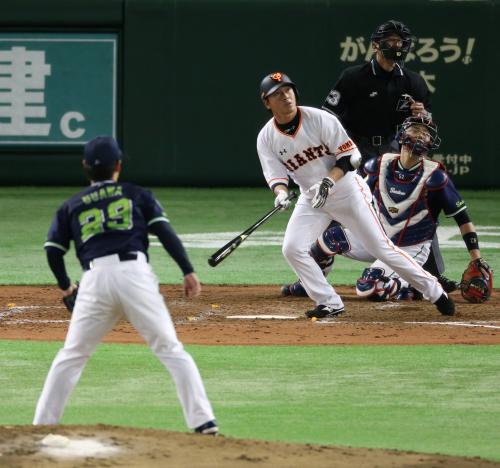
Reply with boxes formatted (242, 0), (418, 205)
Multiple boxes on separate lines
(60, 111), (86, 139)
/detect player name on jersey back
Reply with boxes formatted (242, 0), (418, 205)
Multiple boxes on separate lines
(82, 185), (123, 205)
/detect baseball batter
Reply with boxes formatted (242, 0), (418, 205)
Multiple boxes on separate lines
(299, 116), (486, 302)
(257, 72), (454, 318)
(33, 136), (218, 435)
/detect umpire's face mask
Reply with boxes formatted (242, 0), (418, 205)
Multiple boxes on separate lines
(379, 34), (411, 61)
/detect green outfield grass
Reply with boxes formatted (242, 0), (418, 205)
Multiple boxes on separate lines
(1, 340), (499, 461)
(1, 187), (499, 462)
(0, 187), (499, 286)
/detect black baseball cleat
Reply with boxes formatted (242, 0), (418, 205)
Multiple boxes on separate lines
(305, 304), (344, 319)
(281, 281), (309, 297)
(437, 275), (459, 293)
(433, 293), (455, 316)
(194, 419), (219, 435)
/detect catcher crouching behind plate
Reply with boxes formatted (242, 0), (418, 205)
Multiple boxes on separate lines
(282, 116), (493, 305)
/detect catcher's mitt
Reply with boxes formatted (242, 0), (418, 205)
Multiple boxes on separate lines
(62, 285), (78, 313)
(460, 258), (493, 303)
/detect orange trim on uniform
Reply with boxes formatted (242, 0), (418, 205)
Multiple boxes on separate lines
(335, 147), (358, 157)
(273, 108), (302, 138)
(268, 177), (289, 188)
(354, 177), (434, 278)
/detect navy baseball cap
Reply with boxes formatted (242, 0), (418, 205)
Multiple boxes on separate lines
(84, 136), (122, 166)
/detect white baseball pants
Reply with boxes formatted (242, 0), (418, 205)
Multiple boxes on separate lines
(282, 172), (443, 307)
(33, 252), (215, 429)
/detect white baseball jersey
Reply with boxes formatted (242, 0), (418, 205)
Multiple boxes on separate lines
(257, 105), (443, 309)
(257, 106), (361, 194)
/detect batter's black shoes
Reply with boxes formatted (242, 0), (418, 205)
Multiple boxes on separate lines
(438, 275), (459, 293)
(194, 420), (219, 435)
(281, 280), (309, 297)
(433, 293), (455, 316)
(305, 304), (344, 319)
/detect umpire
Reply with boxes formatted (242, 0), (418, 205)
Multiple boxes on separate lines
(322, 19), (457, 292)
(323, 20), (429, 170)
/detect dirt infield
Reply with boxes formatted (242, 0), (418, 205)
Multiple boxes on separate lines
(1, 285), (499, 467)
(1, 424), (499, 468)
(0, 285), (498, 345)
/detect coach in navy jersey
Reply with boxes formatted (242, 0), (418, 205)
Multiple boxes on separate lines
(33, 136), (218, 435)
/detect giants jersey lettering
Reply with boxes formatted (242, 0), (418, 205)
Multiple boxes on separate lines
(44, 181), (168, 268)
(257, 106), (361, 194)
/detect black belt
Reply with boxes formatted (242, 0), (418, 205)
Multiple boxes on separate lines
(83, 251), (138, 271)
(352, 134), (394, 147)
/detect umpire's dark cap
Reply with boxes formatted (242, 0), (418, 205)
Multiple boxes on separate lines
(84, 136), (122, 166)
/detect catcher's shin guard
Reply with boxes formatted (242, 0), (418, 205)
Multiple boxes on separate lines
(281, 281), (308, 297)
(282, 242), (336, 298)
(315, 223), (351, 257)
(395, 286), (423, 301)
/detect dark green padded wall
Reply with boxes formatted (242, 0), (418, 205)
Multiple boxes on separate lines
(0, 0), (498, 187)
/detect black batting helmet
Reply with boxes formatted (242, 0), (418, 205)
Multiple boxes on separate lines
(260, 72), (298, 100)
(371, 20), (413, 61)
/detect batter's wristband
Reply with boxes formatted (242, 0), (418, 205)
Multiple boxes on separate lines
(462, 231), (479, 251)
(270, 182), (288, 192)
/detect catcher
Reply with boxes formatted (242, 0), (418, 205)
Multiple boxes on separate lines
(283, 115), (493, 305)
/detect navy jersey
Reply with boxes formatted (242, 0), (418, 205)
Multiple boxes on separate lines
(426, 177), (466, 219)
(366, 154), (465, 246)
(44, 181), (168, 267)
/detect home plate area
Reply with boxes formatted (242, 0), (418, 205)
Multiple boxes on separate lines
(0, 285), (498, 345)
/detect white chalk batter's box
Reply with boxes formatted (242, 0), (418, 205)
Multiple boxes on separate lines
(2, 305), (499, 329)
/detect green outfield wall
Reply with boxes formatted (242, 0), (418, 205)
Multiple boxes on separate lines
(0, 0), (498, 188)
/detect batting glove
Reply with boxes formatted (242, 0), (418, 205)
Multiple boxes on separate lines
(274, 190), (291, 211)
(311, 177), (335, 208)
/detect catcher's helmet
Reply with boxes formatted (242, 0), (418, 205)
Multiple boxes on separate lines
(397, 115), (441, 156)
(371, 20), (413, 61)
(260, 72), (298, 100)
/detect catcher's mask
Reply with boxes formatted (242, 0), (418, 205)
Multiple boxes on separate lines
(371, 20), (413, 61)
(397, 115), (441, 157)
(260, 72), (299, 101)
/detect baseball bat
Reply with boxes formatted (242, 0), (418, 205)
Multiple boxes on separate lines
(208, 191), (297, 267)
